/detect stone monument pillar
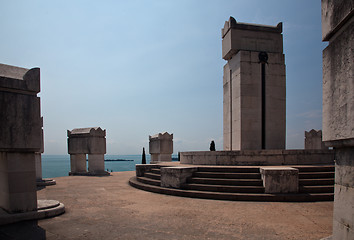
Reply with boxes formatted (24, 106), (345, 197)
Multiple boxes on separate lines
(321, 1), (354, 239)
(67, 127), (109, 175)
(304, 129), (327, 150)
(222, 17), (286, 150)
(0, 63), (41, 213)
(149, 132), (173, 163)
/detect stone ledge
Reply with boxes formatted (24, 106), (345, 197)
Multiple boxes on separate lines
(69, 171), (110, 176)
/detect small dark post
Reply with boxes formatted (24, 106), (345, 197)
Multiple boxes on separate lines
(178, 152), (180, 161)
(210, 140), (216, 151)
(142, 147), (146, 164)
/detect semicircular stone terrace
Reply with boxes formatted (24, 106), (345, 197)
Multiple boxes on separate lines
(129, 163), (335, 202)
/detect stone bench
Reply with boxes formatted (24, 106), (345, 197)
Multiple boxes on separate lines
(161, 167), (198, 188)
(260, 167), (299, 193)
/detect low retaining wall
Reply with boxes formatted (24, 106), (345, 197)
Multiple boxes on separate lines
(180, 150), (334, 166)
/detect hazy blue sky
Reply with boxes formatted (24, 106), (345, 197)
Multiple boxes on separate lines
(1, 0), (326, 154)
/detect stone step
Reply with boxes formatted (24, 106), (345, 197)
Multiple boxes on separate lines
(187, 177), (263, 186)
(299, 172), (335, 179)
(299, 185), (334, 193)
(144, 172), (161, 180)
(299, 178), (334, 186)
(150, 169), (161, 174)
(197, 167), (260, 173)
(295, 166), (335, 172)
(193, 172), (261, 179)
(182, 183), (265, 193)
(129, 177), (334, 202)
(136, 176), (161, 186)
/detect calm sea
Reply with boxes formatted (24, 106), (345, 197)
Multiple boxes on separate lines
(42, 155), (155, 178)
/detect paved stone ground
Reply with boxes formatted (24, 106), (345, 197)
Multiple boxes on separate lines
(1, 171), (333, 239)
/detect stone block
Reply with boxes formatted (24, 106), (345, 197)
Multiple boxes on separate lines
(88, 154), (105, 173)
(67, 127), (106, 154)
(70, 154), (87, 173)
(335, 148), (354, 187)
(305, 129), (327, 150)
(135, 164), (159, 177)
(260, 167), (299, 193)
(160, 167), (198, 188)
(0, 152), (37, 213)
(0, 64), (41, 152)
(222, 17), (283, 60)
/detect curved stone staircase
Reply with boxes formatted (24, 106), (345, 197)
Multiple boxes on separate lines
(129, 165), (335, 202)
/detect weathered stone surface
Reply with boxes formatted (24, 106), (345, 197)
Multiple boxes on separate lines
(260, 167), (298, 193)
(149, 132), (173, 162)
(160, 167), (198, 188)
(322, 2), (354, 239)
(321, 0), (354, 41)
(331, 148), (354, 240)
(322, 20), (354, 145)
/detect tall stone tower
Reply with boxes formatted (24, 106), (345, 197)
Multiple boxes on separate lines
(222, 17), (286, 150)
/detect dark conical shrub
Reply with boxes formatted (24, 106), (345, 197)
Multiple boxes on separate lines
(142, 147), (146, 164)
(210, 140), (216, 151)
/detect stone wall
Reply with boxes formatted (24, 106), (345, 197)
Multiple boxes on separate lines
(180, 150), (334, 166)
(321, 0), (354, 239)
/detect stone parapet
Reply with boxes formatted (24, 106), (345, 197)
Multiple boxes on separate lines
(180, 150), (334, 166)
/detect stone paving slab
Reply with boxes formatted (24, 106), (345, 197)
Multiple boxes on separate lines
(1, 171), (333, 240)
